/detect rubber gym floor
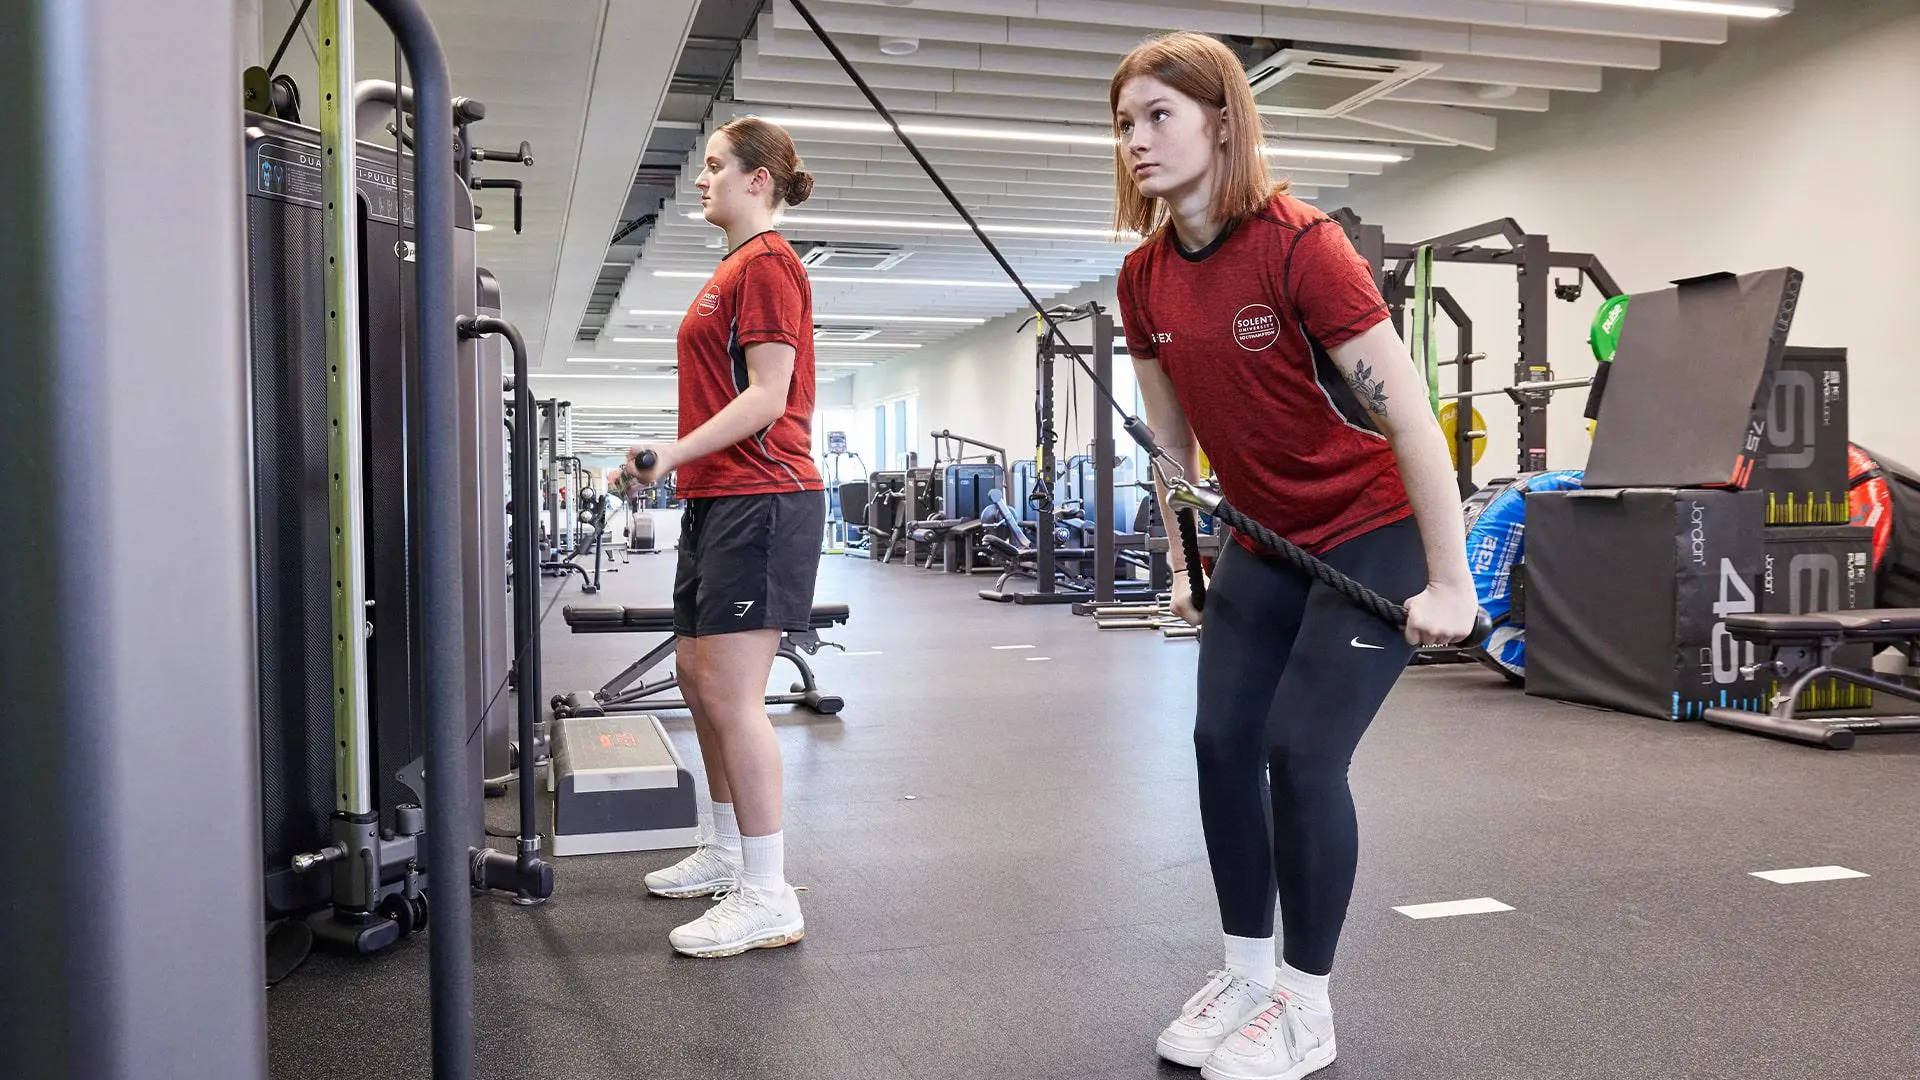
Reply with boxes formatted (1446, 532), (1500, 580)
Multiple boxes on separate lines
(268, 536), (1920, 1080)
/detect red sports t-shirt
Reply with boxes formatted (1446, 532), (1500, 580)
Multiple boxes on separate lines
(1117, 193), (1411, 556)
(674, 230), (824, 498)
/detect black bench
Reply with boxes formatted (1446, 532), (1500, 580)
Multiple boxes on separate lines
(1703, 609), (1920, 750)
(551, 603), (850, 719)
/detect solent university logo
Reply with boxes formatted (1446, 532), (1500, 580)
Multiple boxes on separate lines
(1232, 304), (1280, 351)
(696, 286), (721, 317)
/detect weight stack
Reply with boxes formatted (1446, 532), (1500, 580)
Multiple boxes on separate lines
(1523, 487), (1767, 721)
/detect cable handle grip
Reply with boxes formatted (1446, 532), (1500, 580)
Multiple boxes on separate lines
(1167, 481), (1492, 649)
(1175, 508), (1208, 613)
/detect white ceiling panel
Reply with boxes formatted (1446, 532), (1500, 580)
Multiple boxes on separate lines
(549, 0), (1791, 379)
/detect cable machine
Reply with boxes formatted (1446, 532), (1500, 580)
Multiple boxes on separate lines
(979, 303), (1155, 607)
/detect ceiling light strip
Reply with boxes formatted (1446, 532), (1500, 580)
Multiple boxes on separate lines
(1546, 0), (1786, 16)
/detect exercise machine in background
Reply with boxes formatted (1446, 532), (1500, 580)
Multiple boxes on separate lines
(820, 430), (867, 553)
(979, 303), (1158, 608)
(903, 430), (1010, 572)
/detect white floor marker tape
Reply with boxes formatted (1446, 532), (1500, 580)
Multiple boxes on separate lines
(1393, 898), (1514, 920)
(1750, 866), (1869, 885)
(992, 644), (1035, 650)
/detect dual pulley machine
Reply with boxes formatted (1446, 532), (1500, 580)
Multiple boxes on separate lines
(242, 2), (557, 1076)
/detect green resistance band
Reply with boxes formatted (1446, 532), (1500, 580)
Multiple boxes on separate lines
(1413, 244), (1438, 415)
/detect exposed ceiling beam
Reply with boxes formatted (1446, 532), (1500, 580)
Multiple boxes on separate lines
(732, 76), (1115, 124)
(782, 0), (1663, 67)
(743, 43), (1553, 114)
(1346, 100), (1499, 150)
(819, 0), (1725, 43)
(1270, 0), (1724, 43)
(1385, 80), (1551, 112)
(751, 18), (1607, 94)
(1413, 50), (1604, 91)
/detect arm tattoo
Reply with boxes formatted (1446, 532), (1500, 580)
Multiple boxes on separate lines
(1346, 359), (1390, 416)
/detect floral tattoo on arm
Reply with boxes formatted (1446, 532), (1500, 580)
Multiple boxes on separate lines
(1346, 359), (1389, 417)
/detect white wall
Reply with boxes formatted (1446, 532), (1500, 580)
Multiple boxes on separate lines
(846, 277), (1131, 474)
(1339, 0), (1920, 472)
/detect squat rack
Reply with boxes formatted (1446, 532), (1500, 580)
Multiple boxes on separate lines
(1331, 210), (1623, 490)
(979, 302), (1146, 607)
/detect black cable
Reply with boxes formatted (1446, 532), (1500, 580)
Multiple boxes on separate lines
(465, 580), (574, 748)
(785, 0), (1132, 427)
(267, 0), (317, 76)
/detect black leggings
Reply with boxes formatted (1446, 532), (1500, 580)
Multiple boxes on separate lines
(1194, 518), (1427, 976)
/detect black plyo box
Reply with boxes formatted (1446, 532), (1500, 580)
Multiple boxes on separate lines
(1748, 347), (1850, 526)
(1758, 525), (1876, 713)
(1524, 487), (1766, 721)
(1585, 267), (1802, 490)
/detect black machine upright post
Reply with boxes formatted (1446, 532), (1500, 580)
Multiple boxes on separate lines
(460, 320), (554, 907)
(509, 370), (543, 880)
(1517, 232), (1552, 471)
(1035, 325), (1057, 595)
(1433, 289), (1476, 492)
(359, 1), (473, 1076)
(541, 398), (561, 555)
(1092, 305), (1117, 604)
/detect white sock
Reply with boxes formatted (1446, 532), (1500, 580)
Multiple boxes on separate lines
(1276, 962), (1331, 1013)
(710, 801), (742, 861)
(739, 831), (785, 896)
(1223, 934), (1276, 990)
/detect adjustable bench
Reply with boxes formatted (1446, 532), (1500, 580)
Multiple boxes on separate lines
(1703, 609), (1920, 750)
(551, 603), (850, 720)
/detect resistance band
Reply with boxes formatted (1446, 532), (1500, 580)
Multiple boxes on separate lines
(1411, 244), (1438, 417)
(776, 0), (1489, 646)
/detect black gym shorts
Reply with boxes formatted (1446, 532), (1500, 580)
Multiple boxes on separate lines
(672, 491), (826, 637)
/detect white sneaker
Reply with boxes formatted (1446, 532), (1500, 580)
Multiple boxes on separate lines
(644, 844), (738, 899)
(667, 884), (804, 958)
(1200, 991), (1336, 1080)
(1156, 970), (1273, 1067)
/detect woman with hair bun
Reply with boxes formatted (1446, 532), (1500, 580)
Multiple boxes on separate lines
(622, 115), (825, 958)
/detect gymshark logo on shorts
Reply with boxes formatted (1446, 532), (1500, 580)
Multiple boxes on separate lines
(733, 601), (755, 617)
(1350, 637), (1384, 650)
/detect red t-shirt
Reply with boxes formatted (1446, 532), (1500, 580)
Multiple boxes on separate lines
(1117, 193), (1411, 555)
(674, 230), (824, 498)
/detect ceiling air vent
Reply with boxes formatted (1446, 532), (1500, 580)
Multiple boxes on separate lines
(795, 242), (911, 272)
(1245, 49), (1440, 118)
(814, 324), (883, 343)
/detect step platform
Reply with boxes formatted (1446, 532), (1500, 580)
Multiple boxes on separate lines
(549, 714), (698, 856)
